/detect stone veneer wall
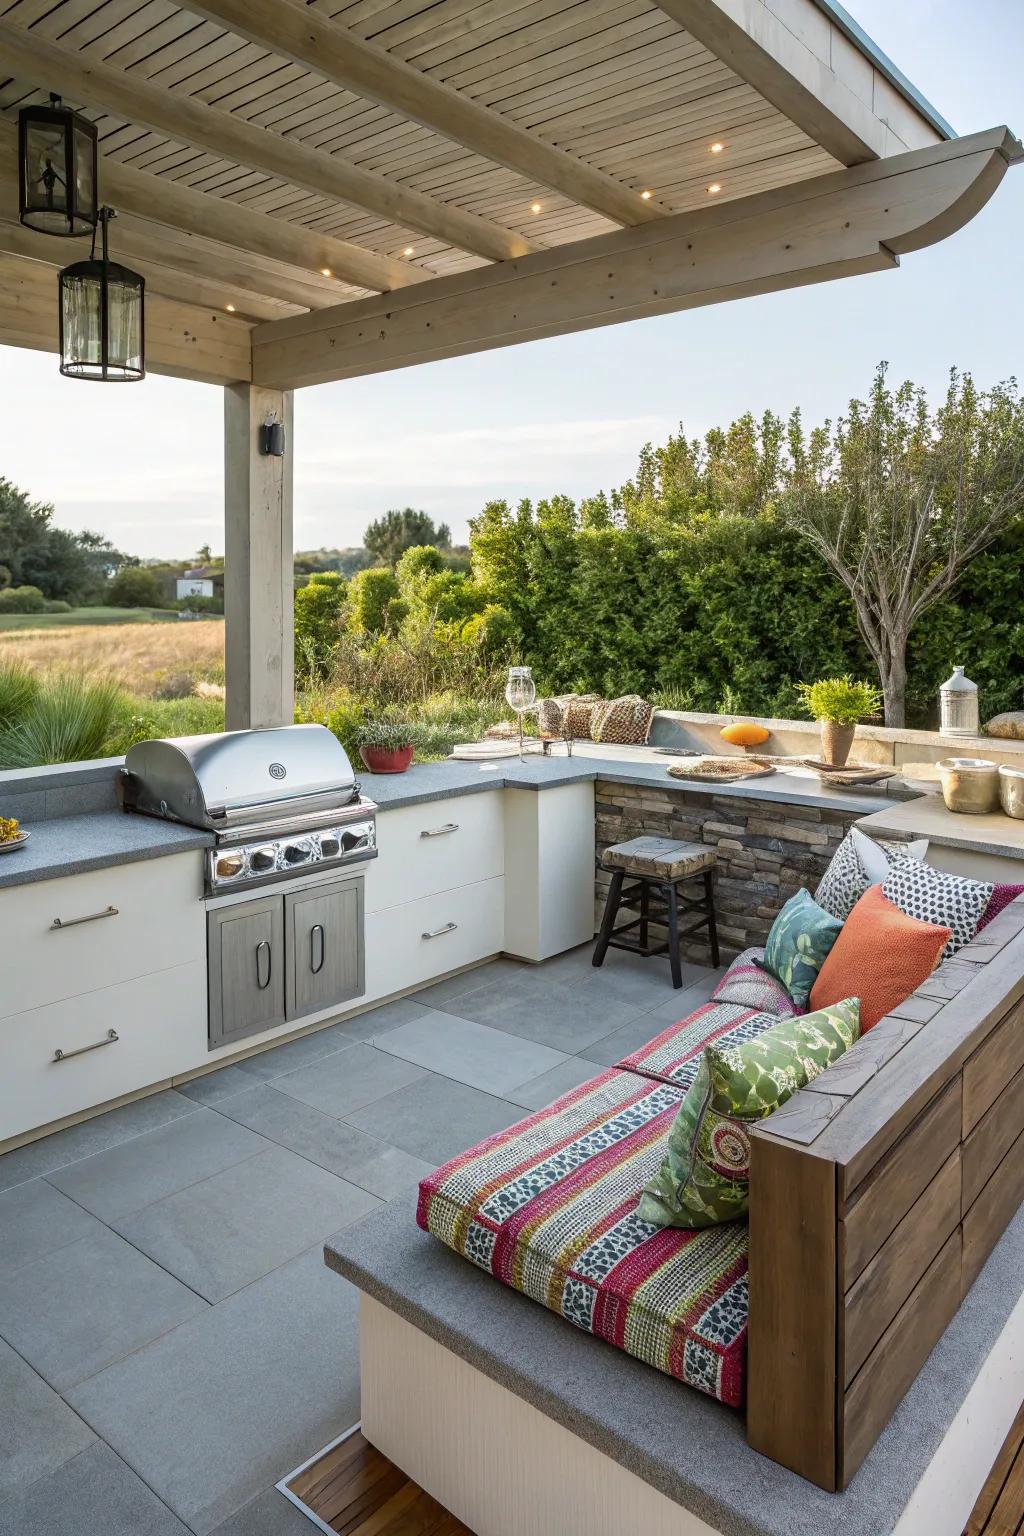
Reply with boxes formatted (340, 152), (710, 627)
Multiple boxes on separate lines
(595, 777), (863, 964)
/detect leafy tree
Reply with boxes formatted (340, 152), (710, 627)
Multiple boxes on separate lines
(347, 567), (404, 636)
(0, 479), (124, 603)
(782, 366), (1024, 725)
(108, 566), (164, 608)
(364, 508), (452, 566)
(294, 571), (347, 681)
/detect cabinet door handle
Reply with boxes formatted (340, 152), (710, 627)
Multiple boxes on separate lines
(310, 923), (325, 975)
(422, 922), (458, 939)
(51, 905), (118, 931)
(420, 823), (459, 838)
(53, 1029), (118, 1063)
(256, 940), (272, 990)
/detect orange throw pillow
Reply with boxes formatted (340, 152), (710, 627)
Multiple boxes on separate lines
(809, 884), (950, 1032)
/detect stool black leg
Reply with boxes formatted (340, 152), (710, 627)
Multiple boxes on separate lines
(704, 868), (720, 968)
(639, 879), (649, 952)
(592, 869), (624, 969)
(665, 881), (683, 989)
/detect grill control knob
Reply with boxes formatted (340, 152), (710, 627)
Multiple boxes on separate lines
(249, 848), (276, 873)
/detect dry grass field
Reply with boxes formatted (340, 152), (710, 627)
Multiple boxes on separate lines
(0, 619), (225, 697)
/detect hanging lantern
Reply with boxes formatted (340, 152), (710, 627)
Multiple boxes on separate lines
(19, 94), (98, 237)
(59, 208), (145, 382)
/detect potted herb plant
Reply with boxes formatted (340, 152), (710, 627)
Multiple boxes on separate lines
(796, 676), (883, 767)
(355, 718), (419, 775)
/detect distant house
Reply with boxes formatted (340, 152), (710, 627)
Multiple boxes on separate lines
(176, 566), (224, 601)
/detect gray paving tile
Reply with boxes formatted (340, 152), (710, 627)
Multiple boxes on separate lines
(46, 1108), (268, 1222)
(273, 1043), (427, 1119)
(576, 953), (709, 1007)
(0, 1091), (199, 1193)
(444, 975), (647, 1053)
(578, 1013), (666, 1068)
(0, 1441), (188, 1536)
(643, 967), (728, 1024)
(176, 1064), (262, 1107)
(216, 1084), (434, 1200)
(0, 1227), (206, 1391)
(372, 1008), (569, 1095)
(0, 1178), (102, 1275)
(113, 1146), (380, 1303)
(68, 1246), (361, 1535)
(504, 1055), (606, 1110)
(411, 957), (535, 1009)
(0, 1338), (95, 1495)
(226, 1026), (359, 1082)
(320, 995), (434, 1042)
(210, 1485), (317, 1535)
(345, 1074), (522, 1165)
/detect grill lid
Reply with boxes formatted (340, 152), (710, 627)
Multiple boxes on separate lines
(121, 724), (357, 828)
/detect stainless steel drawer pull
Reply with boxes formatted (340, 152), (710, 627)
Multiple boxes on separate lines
(422, 922), (458, 939)
(310, 923), (325, 975)
(420, 823), (460, 838)
(53, 1029), (118, 1063)
(256, 940), (272, 990)
(51, 905), (118, 931)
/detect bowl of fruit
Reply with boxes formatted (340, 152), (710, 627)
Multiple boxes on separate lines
(0, 816), (29, 853)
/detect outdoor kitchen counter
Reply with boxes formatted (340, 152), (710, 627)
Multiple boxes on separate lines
(858, 793), (1024, 863)
(360, 744), (906, 818)
(0, 811), (212, 890)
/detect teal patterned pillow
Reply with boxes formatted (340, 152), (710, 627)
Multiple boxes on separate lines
(638, 997), (860, 1229)
(761, 888), (843, 1007)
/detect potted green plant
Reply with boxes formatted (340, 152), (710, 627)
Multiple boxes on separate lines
(355, 718), (419, 775)
(796, 676), (883, 767)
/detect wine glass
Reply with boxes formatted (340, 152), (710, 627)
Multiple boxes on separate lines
(505, 666), (536, 762)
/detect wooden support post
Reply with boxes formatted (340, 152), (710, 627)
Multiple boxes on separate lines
(224, 384), (294, 731)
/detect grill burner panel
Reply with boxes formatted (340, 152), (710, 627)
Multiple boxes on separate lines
(209, 820), (376, 891)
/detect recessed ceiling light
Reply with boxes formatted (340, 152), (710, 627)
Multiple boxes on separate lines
(710, 142), (724, 154)
(530, 201), (542, 214)
(707, 182), (721, 194)
(225, 303), (236, 312)
(640, 189), (652, 200)
(320, 267), (332, 277)
(403, 246), (415, 257)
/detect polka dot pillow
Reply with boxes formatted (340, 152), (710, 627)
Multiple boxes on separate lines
(814, 827), (928, 922)
(882, 858), (993, 958)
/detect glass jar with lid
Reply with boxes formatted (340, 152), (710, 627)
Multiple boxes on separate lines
(939, 666), (979, 738)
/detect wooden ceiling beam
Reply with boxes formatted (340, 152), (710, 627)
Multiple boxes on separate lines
(0, 249), (252, 385)
(251, 129), (1019, 390)
(0, 20), (536, 263)
(654, 0), (941, 165)
(179, 0), (659, 227)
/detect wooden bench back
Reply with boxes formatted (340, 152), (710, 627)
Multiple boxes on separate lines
(747, 899), (1024, 1491)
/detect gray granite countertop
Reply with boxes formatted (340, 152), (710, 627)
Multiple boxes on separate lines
(325, 1197), (1024, 1536)
(0, 811), (212, 890)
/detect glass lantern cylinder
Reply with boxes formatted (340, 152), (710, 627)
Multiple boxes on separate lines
(59, 210), (145, 382)
(939, 666), (980, 739)
(19, 96), (98, 237)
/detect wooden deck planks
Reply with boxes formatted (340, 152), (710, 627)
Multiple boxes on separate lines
(286, 1430), (472, 1535)
(966, 1401), (1024, 1535)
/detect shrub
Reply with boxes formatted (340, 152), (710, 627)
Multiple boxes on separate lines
(0, 674), (125, 767)
(796, 676), (884, 725)
(43, 599), (73, 614)
(0, 585), (46, 613)
(347, 567), (402, 636)
(294, 570), (347, 681)
(152, 671), (197, 701)
(108, 566), (164, 608)
(461, 603), (517, 653)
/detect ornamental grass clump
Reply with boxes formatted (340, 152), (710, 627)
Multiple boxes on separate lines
(796, 676), (883, 725)
(0, 673), (125, 768)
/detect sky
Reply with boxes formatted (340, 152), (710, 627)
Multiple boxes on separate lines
(1, 0), (1022, 560)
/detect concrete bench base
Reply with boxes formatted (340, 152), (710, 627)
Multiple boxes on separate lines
(326, 1199), (1024, 1536)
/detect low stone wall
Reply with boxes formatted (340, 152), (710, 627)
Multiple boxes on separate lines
(595, 777), (861, 963)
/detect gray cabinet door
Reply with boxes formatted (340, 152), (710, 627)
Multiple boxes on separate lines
(285, 876), (364, 1022)
(207, 895), (285, 1048)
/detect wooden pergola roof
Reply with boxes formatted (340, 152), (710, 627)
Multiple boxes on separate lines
(0, 0), (1019, 390)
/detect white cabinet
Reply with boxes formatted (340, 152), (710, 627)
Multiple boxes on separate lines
(364, 876), (504, 1001)
(364, 792), (504, 913)
(0, 853), (205, 1020)
(503, 782), (595, 961)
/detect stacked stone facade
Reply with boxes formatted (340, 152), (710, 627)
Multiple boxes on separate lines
(595, 777), (861, 963)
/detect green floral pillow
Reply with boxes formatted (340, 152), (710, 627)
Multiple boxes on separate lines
(638, 997), (860, 1229)
(761, 887), (843, 1007)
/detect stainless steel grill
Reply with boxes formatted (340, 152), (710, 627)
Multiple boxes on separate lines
(120, 724), (377, 893)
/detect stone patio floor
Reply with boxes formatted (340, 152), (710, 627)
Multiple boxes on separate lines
(0, 943), (722, 1535)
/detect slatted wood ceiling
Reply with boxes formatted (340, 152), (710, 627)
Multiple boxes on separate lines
(0, 0), (896, 323)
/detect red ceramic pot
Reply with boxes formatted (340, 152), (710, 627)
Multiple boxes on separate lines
(359, 744), (414, 774)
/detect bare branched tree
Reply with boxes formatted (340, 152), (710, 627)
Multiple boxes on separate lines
(781, 365), (1024, 726)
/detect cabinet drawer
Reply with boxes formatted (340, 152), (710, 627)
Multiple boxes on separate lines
(0, 960), (206, 1144)
(365, 793), (504, 914)
(0, 853), (205, 1020)
(364, 876), (504, 1000)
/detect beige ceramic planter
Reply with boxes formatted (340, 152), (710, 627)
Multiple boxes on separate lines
(938, 758), (1000, 815)
(820, 720), (856, 768)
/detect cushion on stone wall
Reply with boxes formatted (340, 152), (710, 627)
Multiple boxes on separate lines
(590, 695), (653, 745)
(638, 998), (860, 1228)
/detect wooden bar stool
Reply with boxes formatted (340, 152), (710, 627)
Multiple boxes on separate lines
(593, 835), (719, 988)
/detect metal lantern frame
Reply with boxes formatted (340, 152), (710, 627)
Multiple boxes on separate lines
(18, 94), (99, 238)
(59, 206), (146, 383)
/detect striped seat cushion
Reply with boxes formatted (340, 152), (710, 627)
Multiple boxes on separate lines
(616, 999), (781, 1088)
(418, 1067), (749, 1407)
